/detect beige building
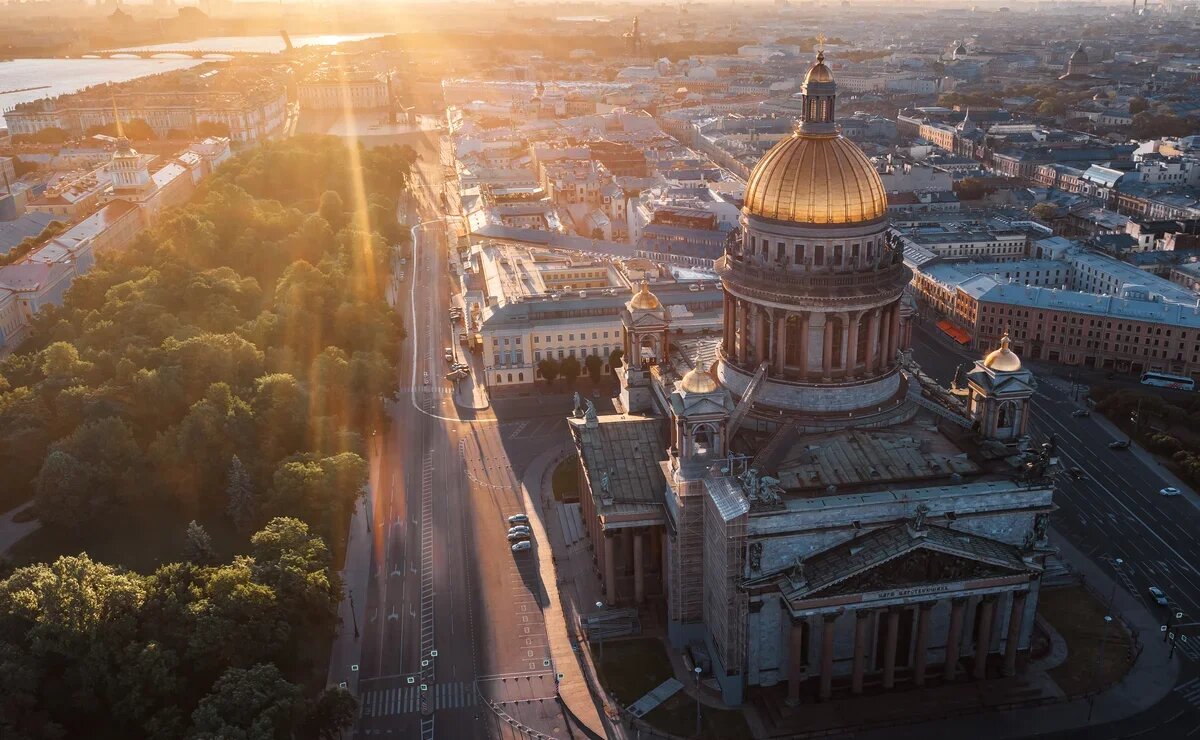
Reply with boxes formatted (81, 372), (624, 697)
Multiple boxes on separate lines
(298, 67), (390, 111)
(462, 242), (721, 388)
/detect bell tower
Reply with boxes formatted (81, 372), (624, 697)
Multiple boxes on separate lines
(965, 333), (1035, 444)
(619, 280), (668, 414)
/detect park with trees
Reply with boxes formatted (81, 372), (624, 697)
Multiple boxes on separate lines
(0, 134), (416, 737)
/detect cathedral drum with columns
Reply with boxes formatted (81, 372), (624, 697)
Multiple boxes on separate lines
(716, 49), (913, 426)
(568, 49), (1057, 721)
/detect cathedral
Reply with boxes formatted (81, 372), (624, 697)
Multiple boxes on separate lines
(568, 50), (1056, 710)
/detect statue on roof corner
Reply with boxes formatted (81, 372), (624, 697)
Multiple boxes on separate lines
(584, 399), (597, 423)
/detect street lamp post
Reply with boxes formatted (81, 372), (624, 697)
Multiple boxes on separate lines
(595, 601), (605, 662)
(1087, 615), (1114, 723)
(1107, 558), (1123, 611)
(693, 665), (703, 737)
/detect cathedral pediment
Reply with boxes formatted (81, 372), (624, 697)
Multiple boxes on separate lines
(628, 312), (668, 329)
(759, 523), (1039, 605)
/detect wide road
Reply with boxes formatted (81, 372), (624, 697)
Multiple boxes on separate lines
(352, 137), (580, 740)
(911, 321), (1200, 738)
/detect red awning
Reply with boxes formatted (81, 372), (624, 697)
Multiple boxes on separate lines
(937, 319), (972, 345)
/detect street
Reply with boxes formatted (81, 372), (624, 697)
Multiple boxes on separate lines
(910, 322), (1200, 738)
(348, 136), (581, 739)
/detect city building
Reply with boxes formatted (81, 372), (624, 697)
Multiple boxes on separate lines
(5, 79), (288, 143)
(567, 51), (1055, 716)
(460, 242), (722, 389)
(298, 66), (391, 110)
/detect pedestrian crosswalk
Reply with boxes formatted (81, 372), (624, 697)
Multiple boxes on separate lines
(1174, 677), (1200, 708)
(360, 682), (477, 717)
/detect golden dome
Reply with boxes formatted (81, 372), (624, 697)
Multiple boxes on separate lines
(743, 133), (888, 225)
(983, 333), (1022, 372)
(629, 279), (662, 310)
(679, 367), (719, 394)
(804, 50), (835, 84)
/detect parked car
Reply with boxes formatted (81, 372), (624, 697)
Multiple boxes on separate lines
(1068, 467), (1086, 480)
(511, 541), (532, 553)
(507, 525), (532, 537)
(1071, 409), (1090, 418)
(507, 514), (529, 525)
(1159, 487), (1182, 497)
(1149, 586), (1169, 606)
(507, 531), (530, 542)
(444, 347), (455, 363)
(1108, 440), (1130, 450)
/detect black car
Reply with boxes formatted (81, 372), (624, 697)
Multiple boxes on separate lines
(1108, 440), (1130, 450)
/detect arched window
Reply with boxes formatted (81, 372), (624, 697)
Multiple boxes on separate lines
(495, 374), (502, 384)
(518, 373), (524, 382)
(507, 373), (513, 382)
(997, 400), (1017, 429)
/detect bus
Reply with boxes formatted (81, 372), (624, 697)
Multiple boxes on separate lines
(1140, 371), (1196, 391)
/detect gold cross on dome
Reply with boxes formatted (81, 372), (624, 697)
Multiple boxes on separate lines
(816, 32), (826, 50)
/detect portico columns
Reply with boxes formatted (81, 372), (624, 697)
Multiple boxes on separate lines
(724, 294), (735, 355)
(913, 602), (934, 686)
(819, 614), (838, 701)
(1003, 591), (1028, 677)
(866, 308), (881, 374)
(851, 611), (870, 695)
(787, 617), (805, 706)
(775, 312), (788, 375)
(846, 311), (861, 378)
(882, 607), (901, 690)
(944, 598), (966, 681)
(798, 315), (811, 379)
(973, 596), (997, 680)
(633, 531), (645, 604)
(879, 306), (892, 373)
(737, 300), (749, 366)
(821, 317), (834, 379)
(888, 300), (902, 360)
(603, 532), (617, 604)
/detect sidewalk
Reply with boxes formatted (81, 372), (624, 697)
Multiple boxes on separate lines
(0, 501), (38, 556)
(518, 442), (610, 739)
(850, 529), (1179, 740)
(326, 447), (376, 700)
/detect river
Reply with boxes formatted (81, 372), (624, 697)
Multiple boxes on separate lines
(0, 33), (387, 114)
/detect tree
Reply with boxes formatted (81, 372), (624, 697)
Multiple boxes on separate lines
(226, 455), (258, 534)
(560, 355), (581, 386)
(190, 663), (300, 740)
(262, 454), (367, 546)
(318, 191), (346, 232)
(195, 120), (231, 138)
(584, 353), (603, 383)
(1030, 203), (1059, 223)
(1129, 97), (1150, 115)
(185, 520), (217, 565)
(537, 357), (560, 386)
(300, 686), (358, 740)
(33, 450), (97, 530)
(250, 517), (338, 628)
(608, 348), (624, 373)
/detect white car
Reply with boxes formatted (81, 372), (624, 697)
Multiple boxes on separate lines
(1148, 586), (1169, 606)
(507, 525), (532, 537)
(1159, 487), (1182, 497)
(507, 514), (529, 525)
(511, 541), (532, 553)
